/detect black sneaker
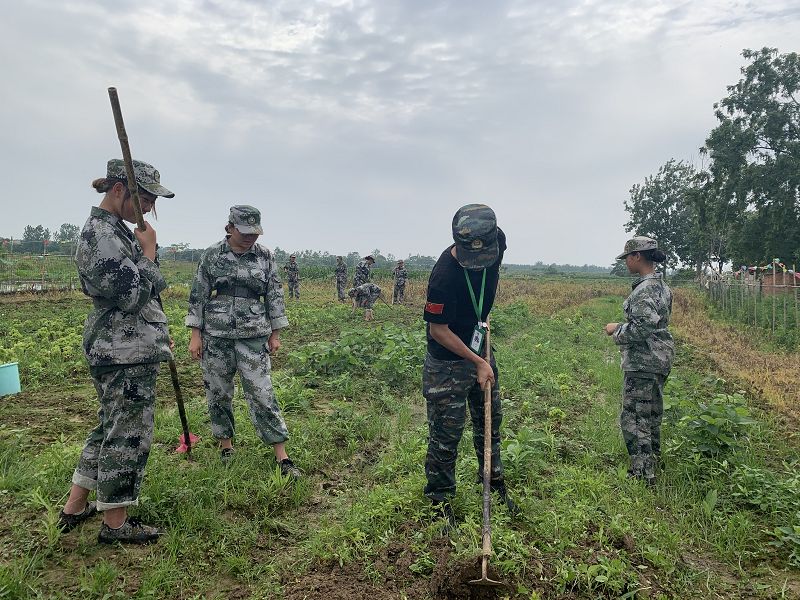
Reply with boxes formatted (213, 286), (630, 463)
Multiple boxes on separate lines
(220, 448), (234, 464)
(58, 501), (97, 532)
(279, 458), (302, 479)
(98, 517), (163, 545)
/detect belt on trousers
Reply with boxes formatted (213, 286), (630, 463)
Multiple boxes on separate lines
(213, 285), (262, 300)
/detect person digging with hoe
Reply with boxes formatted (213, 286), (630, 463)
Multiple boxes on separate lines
(58, 159), (175, 544)
(422, 204), (519, 530)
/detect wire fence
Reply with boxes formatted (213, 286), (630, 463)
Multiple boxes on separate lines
(0, 253), (80, 293)
(700, 271), (800, 347)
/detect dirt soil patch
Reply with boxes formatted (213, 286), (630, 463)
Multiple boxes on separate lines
(284, 535), (516, 600)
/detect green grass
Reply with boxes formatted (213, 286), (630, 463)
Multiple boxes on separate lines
(0, 282), (798, 598)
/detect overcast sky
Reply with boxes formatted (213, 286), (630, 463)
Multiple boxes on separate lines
(1, 1), (798, 265)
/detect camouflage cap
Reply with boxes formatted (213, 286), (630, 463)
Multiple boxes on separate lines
(616, 236), (658, 260)
(106, 159), (174, 198)
(452, 204), (498, 270)
(228, 205), (263, 235)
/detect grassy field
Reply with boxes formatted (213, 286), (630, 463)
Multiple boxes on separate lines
(1, 279), (799, 599)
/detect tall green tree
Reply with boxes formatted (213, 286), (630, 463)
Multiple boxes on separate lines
(55, 223), (80, 243)
(22, 224), (51, 241)
(624, 159), (697, 269)
(705, 48), (800, 265)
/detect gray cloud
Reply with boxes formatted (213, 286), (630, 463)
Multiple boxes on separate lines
(1, 0), (798, 264)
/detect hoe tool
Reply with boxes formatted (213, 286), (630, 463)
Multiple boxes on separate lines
(469, 319), (503, 588)
(108, 87), (194, 458)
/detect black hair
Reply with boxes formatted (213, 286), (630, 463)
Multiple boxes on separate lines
(639, 249), (667, 263)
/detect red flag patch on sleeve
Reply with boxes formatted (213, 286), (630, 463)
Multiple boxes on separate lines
(425, 302), (445, 315)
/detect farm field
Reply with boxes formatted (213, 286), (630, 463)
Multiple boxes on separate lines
(1, 278), (799, 599)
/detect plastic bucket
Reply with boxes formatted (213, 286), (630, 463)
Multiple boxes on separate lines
(0, 363), (21, 397)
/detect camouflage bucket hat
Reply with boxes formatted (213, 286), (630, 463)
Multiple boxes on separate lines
(106, 159), (174, 198)
(229, 205), (263, 235)
(616, 236), (658, 260)
(452, 204), (498, 270)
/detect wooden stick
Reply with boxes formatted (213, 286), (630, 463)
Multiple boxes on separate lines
(107, 87), (193, 457)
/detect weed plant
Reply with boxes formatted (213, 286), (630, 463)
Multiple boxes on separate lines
(0, 281), (798, 598)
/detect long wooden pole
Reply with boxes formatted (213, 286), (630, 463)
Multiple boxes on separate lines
(107, 87), (192, 457)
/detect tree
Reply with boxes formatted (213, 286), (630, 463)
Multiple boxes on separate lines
(705, 48), (800, 265)
(55, 223), (80, 243)
(624, 159), (696, 269)
(610, 260), (629, 277)
(22, 224), (51, 241)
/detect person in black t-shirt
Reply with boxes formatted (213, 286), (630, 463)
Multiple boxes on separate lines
(422, 204), (518, 525)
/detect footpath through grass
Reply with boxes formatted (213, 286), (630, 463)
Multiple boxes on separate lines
(0, 280), (798, 598)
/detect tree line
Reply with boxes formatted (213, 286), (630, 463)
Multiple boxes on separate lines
(623, 48), (799, 274)
(3, 229), (611, 275)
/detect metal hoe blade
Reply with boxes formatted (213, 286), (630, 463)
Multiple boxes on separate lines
(469, 555), (503, 587)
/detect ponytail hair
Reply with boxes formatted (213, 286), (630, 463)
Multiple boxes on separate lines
(91, 177), (127, 194)
(640, 249), (667, 263)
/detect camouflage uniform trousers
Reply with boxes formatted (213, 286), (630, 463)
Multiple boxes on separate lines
(287, 279), (300, 299)
(71, 363), (159, 511)
(336, 276), (347, 301)
(202, 335), (289, 445)
(423, 353), (503, 503)
(393, 282), (406, 304)
(621, 372), (666, 479)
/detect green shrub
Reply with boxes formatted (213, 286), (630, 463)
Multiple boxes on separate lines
(666, 391), (757, 456)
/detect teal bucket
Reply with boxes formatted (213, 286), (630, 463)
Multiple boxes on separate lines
(0, 363), (21, 397)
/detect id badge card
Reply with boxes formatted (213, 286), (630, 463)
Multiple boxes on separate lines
(469, 322), (487, 355)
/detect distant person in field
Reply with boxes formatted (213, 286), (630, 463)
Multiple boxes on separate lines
(422, 204), (518, 528)
(605, 236), (674, 487)
(392, 259), (408, 304)
(353, 254), (374, 287)
(349, 282), (382, 321)
(283, 254), (300, 300)
(59, 159), (175, 544)
(335, 256), (348, 302)
(186, 206), (300, 478)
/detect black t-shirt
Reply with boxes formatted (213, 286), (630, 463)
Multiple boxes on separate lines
(423, 229), (506, 360)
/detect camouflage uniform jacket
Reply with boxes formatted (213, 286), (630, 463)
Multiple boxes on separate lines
(284, 261), (299, 282)
(613, 272), (674, 375)
(78, 207), (171, 367)
(335, 262), (347, 281)
(353, 260), (371, 287)
(185, 239), (289, 339)
(392, 267), (408, 284)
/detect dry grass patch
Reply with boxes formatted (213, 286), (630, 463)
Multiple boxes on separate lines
(672, 288), (800, 430)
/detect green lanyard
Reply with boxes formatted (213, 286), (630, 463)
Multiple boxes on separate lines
(464, 268), (487, 323)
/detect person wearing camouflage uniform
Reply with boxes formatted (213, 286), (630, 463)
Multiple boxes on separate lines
(186, 206), (300, 478)
(349, 282), (382, 320)
(352, 255), (374, 287)
(422, 204), (518, 527)
(392, 260), (408, 304)
(606, 236), (674, 486)
(335, 256), (348, 302)
(59, 159), (175, 545)
(283, 255), (300, 300)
